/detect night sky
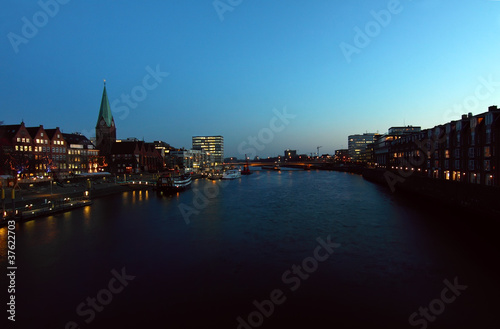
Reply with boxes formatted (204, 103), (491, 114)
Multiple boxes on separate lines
(2, 0), (500, 157)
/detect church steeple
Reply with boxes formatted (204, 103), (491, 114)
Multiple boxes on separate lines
(96, 80), (114, 128)
(95, 80), (116, 155)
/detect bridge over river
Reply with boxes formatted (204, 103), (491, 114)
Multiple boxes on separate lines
(224, 161), (331, 170)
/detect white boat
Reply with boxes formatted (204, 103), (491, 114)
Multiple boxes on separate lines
(221, 169), (241, 180)
(157, 173), (192, 191)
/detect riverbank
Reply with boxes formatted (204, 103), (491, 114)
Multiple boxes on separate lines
(309, 164), (500, 217)
(362, 168), (500, 217)
(0, 183), (131, 226)
(10, 169), (498, 328)
(311, 163), (367, 174)
(2, 182), (130, 209)
(1, 172), (210, 224)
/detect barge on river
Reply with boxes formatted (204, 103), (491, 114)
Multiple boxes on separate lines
(157, 172), (192, 192)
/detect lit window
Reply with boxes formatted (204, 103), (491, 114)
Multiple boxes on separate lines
(484, 146), (491, 158)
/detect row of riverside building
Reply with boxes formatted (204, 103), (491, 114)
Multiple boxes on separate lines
(340, 105), (500, 187)
(0, 123), (101, 179)
(0, 83), (225, 180)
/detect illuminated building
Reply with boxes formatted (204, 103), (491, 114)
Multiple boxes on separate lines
(375, 106), (500, 186)
(348, 133), (380, 162)
(63, 133), (99, 175)
(334, 149), (350, 163)
(192, 136), (224, 166)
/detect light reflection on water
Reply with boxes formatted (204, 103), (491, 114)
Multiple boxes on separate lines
(2, 170), (498, 328)
(0, 226), (6, 262)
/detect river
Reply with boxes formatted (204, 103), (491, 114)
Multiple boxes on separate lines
(0, 169), (497, 328)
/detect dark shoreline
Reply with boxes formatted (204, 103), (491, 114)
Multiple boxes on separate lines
(304, 163), (500, 218)
(0, 184), (132, 226)
(361, 167), (500, 218)
(3, 169), (498, 226)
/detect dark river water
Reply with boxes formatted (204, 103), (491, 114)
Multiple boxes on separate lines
(1, 170), (498, 328)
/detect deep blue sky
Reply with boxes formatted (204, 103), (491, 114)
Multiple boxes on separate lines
(2, 0), (500, 158)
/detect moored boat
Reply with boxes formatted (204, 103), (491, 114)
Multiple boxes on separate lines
(241, 156), (252, 175)
(241, 165), (252, 175)
(157, 172), (192, 192)
(207, 172), (223, 180)
(221, 169), (241, 180)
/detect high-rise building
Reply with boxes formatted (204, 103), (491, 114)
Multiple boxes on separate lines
(348, 133), (380, 162)
(95, 82), (116, 156)
(192, 136), (224, 166)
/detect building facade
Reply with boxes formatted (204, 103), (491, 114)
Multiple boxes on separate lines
(0, 122), (34, 176)
(334, 149), (350, 163)
(375, 106), (500, 186)
(192, 136), (224, 166)
(348, 133), (380, 163)
(45, 128), (68, 178)
(388, 126), (422, 135)
(374, 126), (421, 167)
(110, 140), (163, 174)
(63, 133), (100, 175)
(170, 149), (212, 172)
(0, 122), (101, 178)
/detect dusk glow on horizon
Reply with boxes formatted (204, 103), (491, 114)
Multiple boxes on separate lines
(2, 0), (500, 157)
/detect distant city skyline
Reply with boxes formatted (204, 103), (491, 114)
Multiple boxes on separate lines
(2, 1), (500, 158)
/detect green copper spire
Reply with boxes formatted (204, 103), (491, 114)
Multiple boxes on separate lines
(97, 80), (113, 127)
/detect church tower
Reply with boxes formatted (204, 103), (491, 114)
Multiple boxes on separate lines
(95, 81), (116, 155)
